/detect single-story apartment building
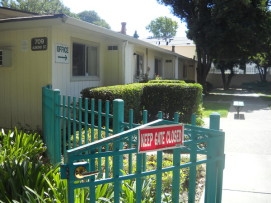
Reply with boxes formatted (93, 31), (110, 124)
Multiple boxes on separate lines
(0, 7), (196, 129)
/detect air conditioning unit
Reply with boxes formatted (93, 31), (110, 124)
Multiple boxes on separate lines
(0, 49), (12, 67)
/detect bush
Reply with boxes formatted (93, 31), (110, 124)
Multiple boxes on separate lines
(148, 79), (186, 84)
(141, 83), (202, 123)
(81, 83), (145, 123)
(81, 81), (203, 124)
(0, 129), (66, 202)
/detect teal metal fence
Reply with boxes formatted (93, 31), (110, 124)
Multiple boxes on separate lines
(42, 85), (225, 203)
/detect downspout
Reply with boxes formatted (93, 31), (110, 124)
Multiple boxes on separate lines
(146, 48), (148, 72)
(122, 40), (128, 84)
(174, 56), (178, 79)
(172, 46), (178, 79)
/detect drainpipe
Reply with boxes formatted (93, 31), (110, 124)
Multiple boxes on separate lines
(174, 56), (178, 79)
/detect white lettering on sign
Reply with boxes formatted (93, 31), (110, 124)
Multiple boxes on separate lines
(154, 131), (165, 145)
(55, 44), (69, 64)
(166, 130), (182, 144)
(31, 37), (47, 51)
(140, 133), (153, 147)
(138, 124), (184, 153)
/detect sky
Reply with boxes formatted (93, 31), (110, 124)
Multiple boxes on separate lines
(61, 0), (187, 39)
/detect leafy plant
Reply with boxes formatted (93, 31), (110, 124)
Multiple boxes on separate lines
(0, 129), (68, 202)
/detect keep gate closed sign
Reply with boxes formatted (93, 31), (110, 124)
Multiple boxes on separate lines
(138, 124), (184, 153)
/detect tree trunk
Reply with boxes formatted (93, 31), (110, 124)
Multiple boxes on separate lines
(220, 67), (226, 90)
(226, 69), (235, 90)
(263, 66), (267, 82)
(257, 65), (264, 81)
(196, 46), (212, 94)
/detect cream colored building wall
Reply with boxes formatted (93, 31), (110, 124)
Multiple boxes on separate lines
(0, 27), (51, 129)
(160, 45), (196, 59)
(158, 45), (197, 81)
(174, 46), (196, 59)
(51, 25), (104, 97)
(143, 49), (176, 80)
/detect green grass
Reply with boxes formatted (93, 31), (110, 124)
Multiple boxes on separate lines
(202, 102), (231, 118)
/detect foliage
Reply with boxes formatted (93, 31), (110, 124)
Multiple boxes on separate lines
(148, 79), (186, 84)
(77, 10), (111, 29)
(0, 126), (207, 202)
(156, 0), (270, 92)
(249, 11), (271, 82)
(81, 81), (203, 125)
(81, 83), (145, 123)
(141, 83), (203, 123)
(0, 0), (76, 17)
(0, 0), (111, 28)
(0, 129), (55, 202)
(146, 16), (178, 42)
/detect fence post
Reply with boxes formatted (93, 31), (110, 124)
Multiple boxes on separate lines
(42, 86), (61, 164)
(113, 99), (124, 134)
(205, 112), (222, 203)
(210, 113), (225, 203)
(112, 99), (124, 202)
(53, 90), (61, 164)
(191, 113), (197, 125)
(209, 112), (220, 130)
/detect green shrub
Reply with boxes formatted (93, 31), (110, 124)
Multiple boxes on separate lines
(0, 129), (67, 202)
(81, 81), (203, 125)
(141, 83), (203, 123)
(81, 83), (145, 123)
(148, 79), (186, 84)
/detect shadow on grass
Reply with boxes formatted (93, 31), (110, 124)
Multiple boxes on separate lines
(203, 88), (271, 115)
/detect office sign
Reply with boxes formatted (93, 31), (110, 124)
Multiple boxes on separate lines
(55, 44), (69, 64)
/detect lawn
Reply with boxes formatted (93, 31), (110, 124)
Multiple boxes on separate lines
(202, 89), (233, 118)
(202, 88), (271, 117)
(202, 102), (231, 118)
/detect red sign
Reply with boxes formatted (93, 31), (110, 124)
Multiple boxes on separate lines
(138, 124), (184, 153)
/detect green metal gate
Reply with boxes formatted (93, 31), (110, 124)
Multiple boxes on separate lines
(42, 86), (225, 203)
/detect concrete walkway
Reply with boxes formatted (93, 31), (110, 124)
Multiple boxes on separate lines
(202, 89), (271, 203)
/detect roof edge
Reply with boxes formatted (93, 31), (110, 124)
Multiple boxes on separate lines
(0, 13), (65, 23)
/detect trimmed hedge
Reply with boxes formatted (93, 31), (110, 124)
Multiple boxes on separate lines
(81, 81), (202, 124)
(148, 79), (186, 84)
(141, 83), (202, 123)
(81, 83), (145, 123)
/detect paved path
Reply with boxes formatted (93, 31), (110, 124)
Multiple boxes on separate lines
(208, 89), (271, 202)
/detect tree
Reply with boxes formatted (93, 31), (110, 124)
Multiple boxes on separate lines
(146, 16), (178, 42)
(0, 0), (76, 17)
(1, 0), (111, 29)
(77, 10), (110, 29)
(249, 10), (271, 82)
(157, 0), (269, 92)
(133, 31), (139, 39)
(209, 1), (268, 89)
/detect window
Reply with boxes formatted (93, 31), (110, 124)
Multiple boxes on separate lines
(72, 42), (98, 77)
(155, 58), (162, 76)
(135, 54), (143, 77)
(183, 65), (187, 78)
(0, 50), (2, 66)
(107, 45), (118, 50)
(0, 49), (11, 67)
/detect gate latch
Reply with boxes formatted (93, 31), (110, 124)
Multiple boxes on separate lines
(60, 161), (98, 180)
(74, 164), (99, 179)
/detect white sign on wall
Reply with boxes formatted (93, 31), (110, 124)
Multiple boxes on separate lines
(55, 44), (69, 64)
